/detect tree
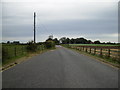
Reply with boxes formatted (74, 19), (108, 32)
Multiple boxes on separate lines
(75, 38), (88, 44)
(102, 42), (106, 44)
(53, 38), (59, 45)
(13, 41), (20, 44)
(7, 41), (10, 44)
(94, 40), (101, 44)
(44, 39), (55, 49)
(59, 37), (67, 44)
(70, 38), (75, 44)
(46, 38), (53, 42)
(87, 40), (92, 44)
(26, 40), (38, 52)
(66, 38), (70, 44)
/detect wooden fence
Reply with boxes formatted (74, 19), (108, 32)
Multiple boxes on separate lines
(69, 45), (120, 62)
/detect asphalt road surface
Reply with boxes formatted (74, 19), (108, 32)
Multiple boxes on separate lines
(2, 46), (118, 88)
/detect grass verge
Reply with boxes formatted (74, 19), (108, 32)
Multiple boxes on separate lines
(64, 46), (120, 68)
(1, 47), (56, 71)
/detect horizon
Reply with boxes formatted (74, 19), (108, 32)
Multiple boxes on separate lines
(1, 36), (119, 44)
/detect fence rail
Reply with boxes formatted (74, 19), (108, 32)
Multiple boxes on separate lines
(69, 45), (120, 62)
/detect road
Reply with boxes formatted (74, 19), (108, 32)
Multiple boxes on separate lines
(2, 46), (118, 88)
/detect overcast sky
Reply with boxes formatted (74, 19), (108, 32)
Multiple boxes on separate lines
(2, 0), (119, 43)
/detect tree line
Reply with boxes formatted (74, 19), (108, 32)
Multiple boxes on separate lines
(54, 37), (118, 45)
(3, 37), (118, 45)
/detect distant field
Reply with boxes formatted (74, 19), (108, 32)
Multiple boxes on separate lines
(69, 44), (119, 46)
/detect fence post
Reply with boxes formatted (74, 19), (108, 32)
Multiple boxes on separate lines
(83, 47), (84, 51)
(118, 50), (120, 63)
(89, 48), (91, 54)
(94, 48), (96, 55)
(85, 48), (87, 52)
(108, 49), (110, 57)
(100, 48), (102, 57)
(15, 47), (17, 56)
(76, 47), (78, 50)
(79, 47), (81, 51)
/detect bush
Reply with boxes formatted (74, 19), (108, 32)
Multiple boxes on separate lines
(26, 41), (38, 52)
(44, 40), (55, 49)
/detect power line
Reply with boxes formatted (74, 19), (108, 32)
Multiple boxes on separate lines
(37, 17), (52, 35)
(34, 13), (53, 41)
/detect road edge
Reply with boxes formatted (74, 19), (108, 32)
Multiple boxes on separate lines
(1, 48), (57, 72)
(63, 46), (119, 69)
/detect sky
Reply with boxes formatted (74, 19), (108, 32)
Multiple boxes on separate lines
(2, 0), (119, 43)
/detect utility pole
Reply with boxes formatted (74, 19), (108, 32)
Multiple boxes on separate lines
(34, 12), (36, 43)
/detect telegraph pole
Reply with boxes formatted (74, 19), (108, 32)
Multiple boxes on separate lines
(34, 12), (36, 43)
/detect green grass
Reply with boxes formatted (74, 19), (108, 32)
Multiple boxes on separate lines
(74, 48), (119, 66)
(2, 54), (28, 65)
(69, 44), (119, 46)
(2, 44), (45, 66)
(2, 44), (56, 67)
(62, 45), (120, 68)
(3, 45), (27, 59)
(2, 44), (27, 65)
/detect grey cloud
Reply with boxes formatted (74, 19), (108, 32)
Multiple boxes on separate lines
(3, 25), (33, 37)
(2, 1), (118, 42)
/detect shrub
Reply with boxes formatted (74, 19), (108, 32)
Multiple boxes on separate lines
(26, 41), (38, 52)
(44, 40), (55, 49)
